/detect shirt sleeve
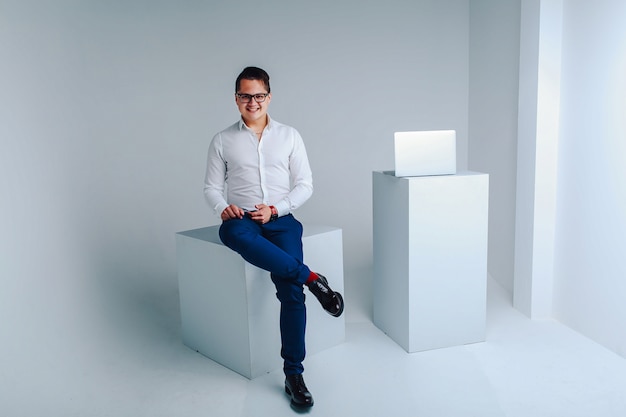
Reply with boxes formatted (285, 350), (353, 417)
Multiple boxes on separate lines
(274, 129), (313, 216)
(203, 133), (229, 215)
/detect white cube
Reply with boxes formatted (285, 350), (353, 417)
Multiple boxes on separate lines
(373, 171), (489, 352)
(176, 224), (345, 378)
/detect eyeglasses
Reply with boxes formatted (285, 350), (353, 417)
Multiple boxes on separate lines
(236, 93), (269, 103)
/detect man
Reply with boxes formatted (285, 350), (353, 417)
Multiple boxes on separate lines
(203, 66), (344, 409)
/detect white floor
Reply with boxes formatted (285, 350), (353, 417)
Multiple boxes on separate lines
(7, 278), (626, 417)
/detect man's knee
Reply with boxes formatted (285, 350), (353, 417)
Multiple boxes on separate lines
(272, 279), (305, 305)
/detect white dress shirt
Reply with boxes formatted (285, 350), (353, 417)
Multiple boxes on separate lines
(204, 116), (313, 217)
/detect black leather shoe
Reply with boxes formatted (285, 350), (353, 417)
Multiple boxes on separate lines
(285, 374), (314, 408)
(307, 273), (344, 317)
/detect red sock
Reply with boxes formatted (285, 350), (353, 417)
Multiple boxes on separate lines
(306, 271), (319, 285)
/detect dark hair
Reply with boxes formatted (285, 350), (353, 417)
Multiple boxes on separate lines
(235, 66), (271, 93)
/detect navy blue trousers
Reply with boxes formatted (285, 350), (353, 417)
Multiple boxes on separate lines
(219, 214), (310, 376)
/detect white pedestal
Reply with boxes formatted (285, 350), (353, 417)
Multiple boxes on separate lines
(372, 171), (489, 353)
(176, 224), (345, 379)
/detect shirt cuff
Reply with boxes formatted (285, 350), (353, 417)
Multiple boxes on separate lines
(215, 202), (229, 215)
(274, 200), (291, 217)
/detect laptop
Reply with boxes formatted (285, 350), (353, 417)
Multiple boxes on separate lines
(393, 130), (457, 177)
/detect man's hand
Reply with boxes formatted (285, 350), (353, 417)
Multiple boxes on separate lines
(248, 204), (272, 224)
(221, 204), (245, 221)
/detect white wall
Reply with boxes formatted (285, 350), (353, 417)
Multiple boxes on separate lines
(513, 0), (563, 319)
(469, 0), (521, 295)
(553, 0), (626, 357)
(0, 0), (470, 409)
(470, 0), (626, 358)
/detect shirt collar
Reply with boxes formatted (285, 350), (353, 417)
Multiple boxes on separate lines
(238, 115), (273, 131)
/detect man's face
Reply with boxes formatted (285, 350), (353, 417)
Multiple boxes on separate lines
(235, 79), (271, 125)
